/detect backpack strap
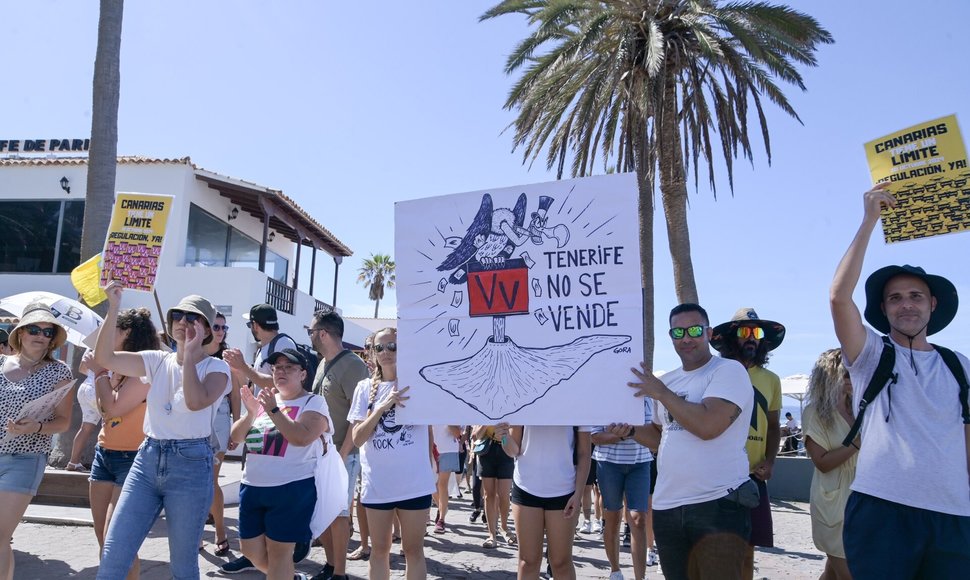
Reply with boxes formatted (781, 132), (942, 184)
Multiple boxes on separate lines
(931, 344), (970, 425)
(843, 336), (897, 447)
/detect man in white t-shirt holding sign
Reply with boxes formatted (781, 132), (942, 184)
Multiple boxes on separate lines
(618, 303), (753, 580)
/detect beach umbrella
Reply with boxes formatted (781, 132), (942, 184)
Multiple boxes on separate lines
(781, 374), (810, 417)
(0, 291), (103, 346)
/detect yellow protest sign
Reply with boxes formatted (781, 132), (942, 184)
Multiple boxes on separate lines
(100, 192), (174, 292)
(864, 114), (969, 243)
(71, 253), (108, 306)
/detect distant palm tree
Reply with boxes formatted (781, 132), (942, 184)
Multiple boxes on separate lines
(482, 0), (832, 366)
(357, 254), (396, 318)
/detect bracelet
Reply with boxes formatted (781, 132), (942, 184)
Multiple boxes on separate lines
(94, 373), (111, 382)
(36, 421), (43, 434)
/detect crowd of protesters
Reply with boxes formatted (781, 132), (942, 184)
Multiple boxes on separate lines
(2, 187), (968, 580)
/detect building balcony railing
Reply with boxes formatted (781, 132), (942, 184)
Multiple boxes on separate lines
(314, 298), (333, 314)
(266, 277), (295, 314)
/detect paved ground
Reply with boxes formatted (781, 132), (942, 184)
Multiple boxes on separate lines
(14, 491), (825, 579)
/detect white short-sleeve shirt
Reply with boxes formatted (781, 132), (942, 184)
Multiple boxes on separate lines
(140, 351), (231, 440)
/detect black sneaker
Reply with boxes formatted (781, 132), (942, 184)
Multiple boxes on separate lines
(469, 509), (481, 523)
(310, 563), (335, 580)
(622, 523), (631, 547)
(220, 556), (256, 574)
(293, 541), (310, 563)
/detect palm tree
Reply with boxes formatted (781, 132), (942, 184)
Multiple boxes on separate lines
(54, 0), (125, 468)
(481, 0), (832, 366)
(357, 254), (396, 318)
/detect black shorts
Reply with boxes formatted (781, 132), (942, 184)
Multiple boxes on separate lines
(362, 494), (433, 511)
(511, 483), (572, 511)
(477, 441), (514, 479)
(649, 457), (658, 495)
(586, 457), (597, 486)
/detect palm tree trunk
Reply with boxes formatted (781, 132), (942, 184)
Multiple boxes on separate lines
(52, 0), (124, 469)
(374, 298), (380, 319)
(633, 121), (655, 370)
(658, 74), (699, 305)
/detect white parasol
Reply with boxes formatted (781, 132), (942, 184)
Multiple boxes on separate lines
(0, 291), (103, 346)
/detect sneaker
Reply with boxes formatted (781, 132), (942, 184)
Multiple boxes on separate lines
(220, 556), (256, 574)
(469, 509), (481, 523)
(310, 563), (334, 580)
(609, 571), (625, 580)
(434, 520), (446, 534)
(647, 550), (659, 566)
(592, 519), (603, 534)
(293, 541), (310, 563)
(295, 573), (310, 580)
(579, 519), (592, 534)
(622, 523), (631, 547)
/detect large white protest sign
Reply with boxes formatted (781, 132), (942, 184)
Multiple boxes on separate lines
(395, 174), (643, 426)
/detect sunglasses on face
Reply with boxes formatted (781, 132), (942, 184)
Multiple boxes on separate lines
(373, 342), (397, 353)
(669, 325), (706, 340)
(736, 326), (765, 340)
(246, 321), (253, 329)
(170, 310), (202, 324)
(212, 324), (229, 332)
(24, 325), (57, 338)
(305, 327), (326, 337)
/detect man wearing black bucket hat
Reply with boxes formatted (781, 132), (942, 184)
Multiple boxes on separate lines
(712, 308), (785, 579)
(831, 183), (970, 578)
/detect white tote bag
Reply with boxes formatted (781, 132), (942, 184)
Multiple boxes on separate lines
(309, 433), (350, 538)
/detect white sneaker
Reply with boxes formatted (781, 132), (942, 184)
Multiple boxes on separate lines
(592, 519), (603, 534)
(608, 571), (625, 580)
(579, 519), (592, 534)
(647, 550), (659, 566)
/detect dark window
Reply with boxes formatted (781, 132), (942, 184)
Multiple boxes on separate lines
(185, 203), (288, 283)
(0, 200), (84, 273)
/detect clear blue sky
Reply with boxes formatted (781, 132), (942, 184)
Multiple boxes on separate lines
(4, 1), (969, 377)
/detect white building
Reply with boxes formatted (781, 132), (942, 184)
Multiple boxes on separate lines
(0, 155), (371, 353)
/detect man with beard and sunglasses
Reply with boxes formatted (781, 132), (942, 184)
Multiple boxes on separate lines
(711, 308), (786, 580)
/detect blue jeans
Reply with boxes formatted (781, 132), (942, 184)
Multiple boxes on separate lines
(96, 438), (213, 580)
(653, 495), (751, 580)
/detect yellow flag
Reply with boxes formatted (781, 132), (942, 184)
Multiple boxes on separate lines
(71, 253), (108, 307)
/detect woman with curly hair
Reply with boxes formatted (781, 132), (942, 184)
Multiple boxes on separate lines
(83, 307), (160, 579)
(802, 348), (859, 580)
(349, 327), (435, 580)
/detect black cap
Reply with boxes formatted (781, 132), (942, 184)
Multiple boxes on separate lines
(245, 304), (279, 329)
(266, 348), (307, 369)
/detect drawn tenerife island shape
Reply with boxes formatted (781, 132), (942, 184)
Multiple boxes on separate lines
(419, 333), (631, 420)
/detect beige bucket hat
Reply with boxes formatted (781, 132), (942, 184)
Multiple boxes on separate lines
(9, 301), (68, 351)
(166, 295), (216, 345)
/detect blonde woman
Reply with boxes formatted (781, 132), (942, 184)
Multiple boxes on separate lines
(802, 349), (859, 580)
(349, 327), (435, 580)
(0, 302), (74, 580)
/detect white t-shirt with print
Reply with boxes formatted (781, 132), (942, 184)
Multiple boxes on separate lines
(514, 425), (591, 498)
(845, 328), (970, 516)
(432, 425), (460, 454)
(652, 356), (752, 510)
(348, 379), (435, 504)
(140, 351), (231, 440)
(242, 393), (330, 488)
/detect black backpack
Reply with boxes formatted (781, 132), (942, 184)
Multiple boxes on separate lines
(842, 336), (970, 447)
(265, 333), (320, 393)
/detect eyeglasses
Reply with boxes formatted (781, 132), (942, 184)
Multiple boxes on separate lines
(373, 342), (397, 353)
(272, 364), (303, 374)
(24, 325), (57, 338)
(306, 326), (326, 337)
(212, 324), (229, 332)
(245, 321), (253, 329)
(170, 310), (202, 324)
(669, 325), (706, 340)
(736, 326), (765, 340)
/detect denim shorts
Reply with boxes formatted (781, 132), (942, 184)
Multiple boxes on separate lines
(437, 452), (461, 473)
(597, 459), (651, 512)
(89, 445), (138, 487)
(240, 477), (316, 543)
(0, 453), (47, 495)
(342, 453), (361, 517)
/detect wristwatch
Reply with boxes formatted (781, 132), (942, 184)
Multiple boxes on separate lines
(270, 406), (280, 415)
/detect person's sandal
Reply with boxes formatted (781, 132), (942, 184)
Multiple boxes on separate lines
(348, 546), (371, 561)
(482, 537), (497, 549)
(503, 531), (517, 546)
(65, 462), (88, 472)
(214, 539), (231, 557)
